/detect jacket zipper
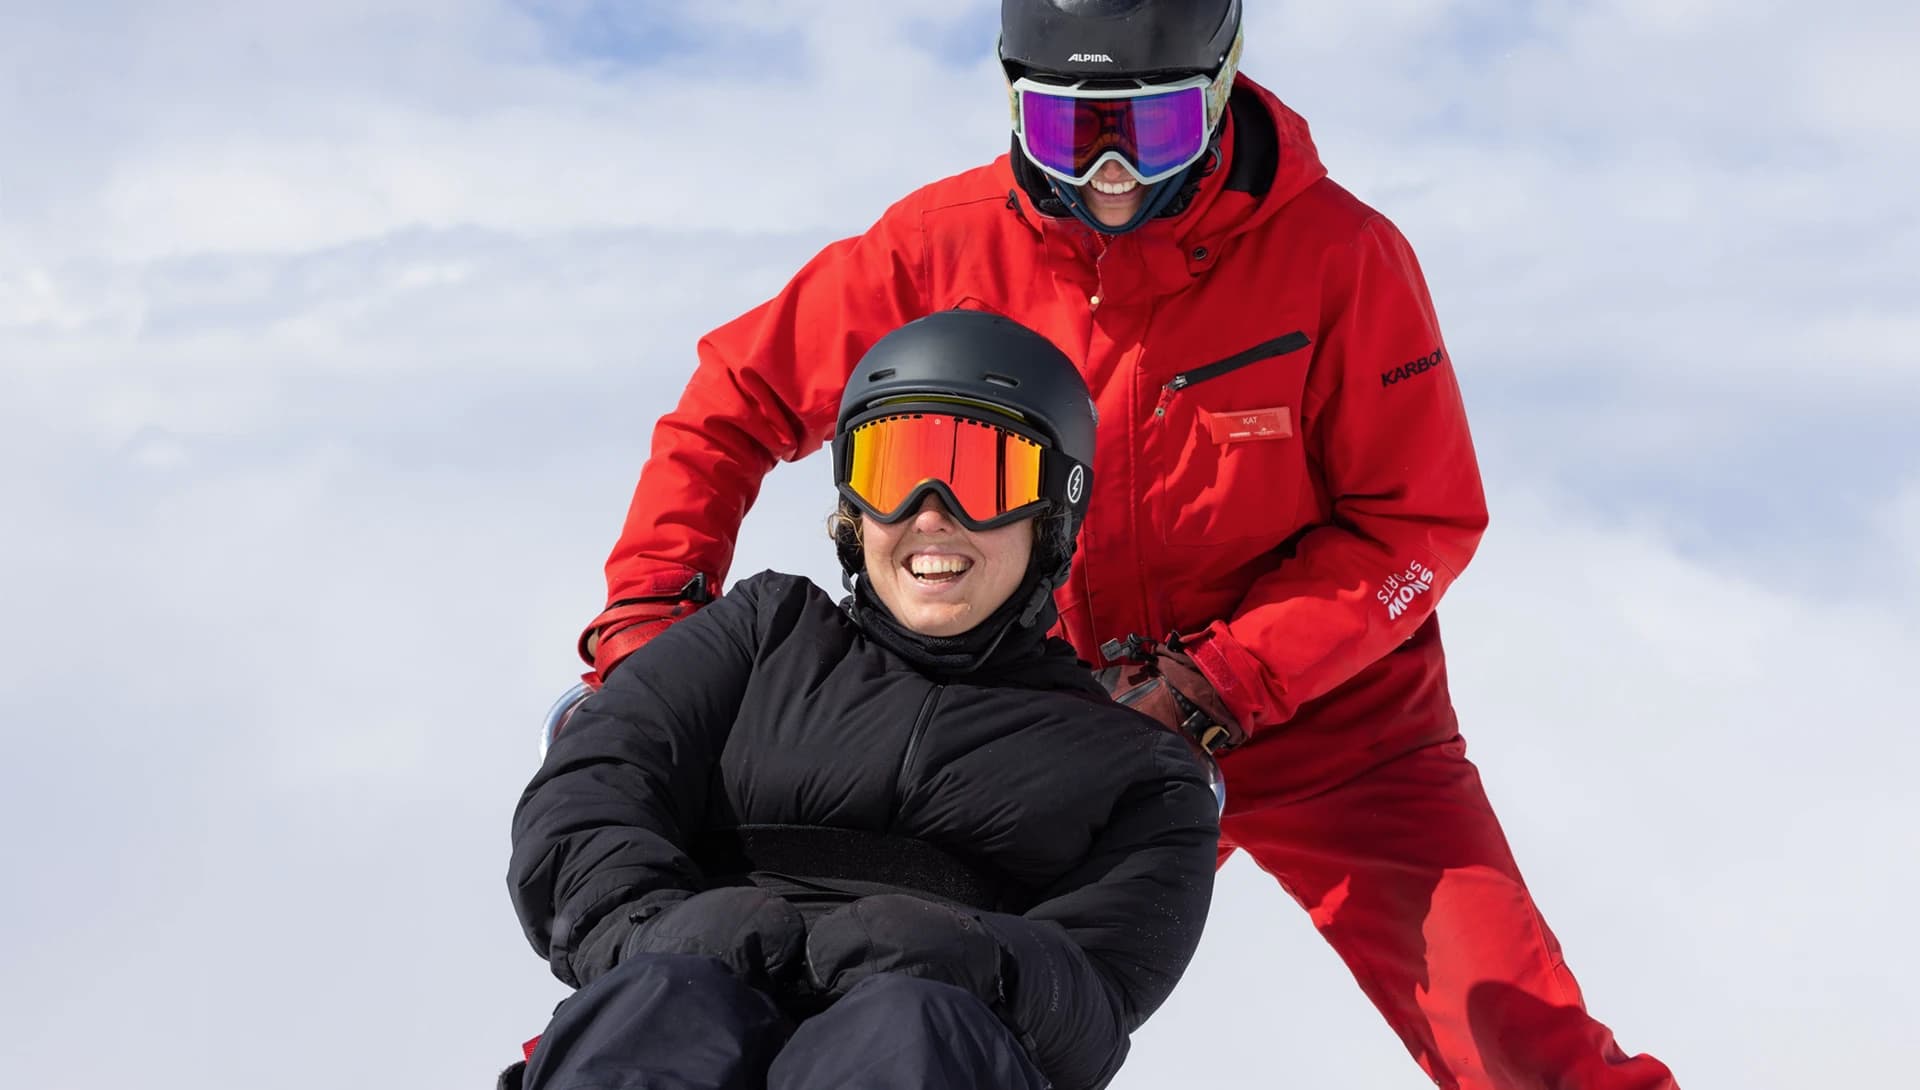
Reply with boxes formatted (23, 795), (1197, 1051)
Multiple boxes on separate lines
(893, 685), (944, 818)
(1165, 331), (1312, 392)
(1090, 233), (1112, 309)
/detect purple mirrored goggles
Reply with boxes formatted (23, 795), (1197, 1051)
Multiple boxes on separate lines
(1013, 74), (1216, 187)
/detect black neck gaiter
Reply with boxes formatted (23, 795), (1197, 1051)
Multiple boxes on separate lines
(849, 563), (1058, 680)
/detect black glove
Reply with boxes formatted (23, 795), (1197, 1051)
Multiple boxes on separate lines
(1105, 638), (1245, 753)
(805, 894), (1005, 1007)
(581, 886), (807, 992)
(626, 885), (808, 989)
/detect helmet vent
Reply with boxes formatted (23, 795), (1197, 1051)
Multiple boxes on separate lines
(983, 372), (1020, 388)
(866, 368), (897, 382)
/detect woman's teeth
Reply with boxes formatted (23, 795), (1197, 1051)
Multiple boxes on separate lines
(1089, 177), (1139, 196)
(909, 555), (972, 581)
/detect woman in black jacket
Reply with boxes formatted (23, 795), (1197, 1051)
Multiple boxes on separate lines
(507, 311), (1221, 1090)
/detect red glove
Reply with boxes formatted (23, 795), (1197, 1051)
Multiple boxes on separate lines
(1105, 636), (1245, 754)
(578, 569), (712, 686)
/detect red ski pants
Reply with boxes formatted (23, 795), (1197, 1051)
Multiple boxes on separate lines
(1220, 736), (1679, 1089)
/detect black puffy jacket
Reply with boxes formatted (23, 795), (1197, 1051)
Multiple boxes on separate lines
(510, 572), (1219, 1089)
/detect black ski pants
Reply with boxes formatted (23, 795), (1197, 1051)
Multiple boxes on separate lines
(519, 953), (1051, 1090)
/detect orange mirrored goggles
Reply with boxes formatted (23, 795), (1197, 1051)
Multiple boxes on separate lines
(836, 410), (1051, 529)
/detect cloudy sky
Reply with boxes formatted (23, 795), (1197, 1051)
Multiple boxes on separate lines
(2, 1), (1915, 1086)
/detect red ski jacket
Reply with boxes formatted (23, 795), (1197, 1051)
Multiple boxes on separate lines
(598, 78), (1488, 801)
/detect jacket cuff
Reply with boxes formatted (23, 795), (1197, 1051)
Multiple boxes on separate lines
(1185, 623), (1286, 733)
(578, 566), (715, 667)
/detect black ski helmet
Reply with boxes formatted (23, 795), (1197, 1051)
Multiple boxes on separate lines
(1000, 0), (1242, 82)
(832, 310), (1096, 590)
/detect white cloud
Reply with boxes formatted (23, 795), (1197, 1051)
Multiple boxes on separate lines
(1874, 481), (1920, 593)
(2, 2), (1006, 263)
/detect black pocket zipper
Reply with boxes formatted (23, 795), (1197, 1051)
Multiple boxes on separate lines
(1166, 331), (1311, 391)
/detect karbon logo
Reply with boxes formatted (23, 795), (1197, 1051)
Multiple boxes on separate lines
(1067, 52), (1115, 63)
(1380, 347), (1447, 388)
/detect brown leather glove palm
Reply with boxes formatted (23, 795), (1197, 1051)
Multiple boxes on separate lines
(1108, 644), (1245, 754)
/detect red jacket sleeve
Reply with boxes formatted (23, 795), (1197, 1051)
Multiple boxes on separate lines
(1188, 215), (1489, 732)
(601, 201), (931, 606)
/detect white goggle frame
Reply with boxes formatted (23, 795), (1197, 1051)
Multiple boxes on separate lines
(1010, 73), (1217, 187)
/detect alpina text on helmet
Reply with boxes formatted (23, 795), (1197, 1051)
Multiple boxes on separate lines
(1067, 53), (1115, 63)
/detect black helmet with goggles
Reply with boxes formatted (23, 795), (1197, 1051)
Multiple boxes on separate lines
(832, 310), (1096, 587)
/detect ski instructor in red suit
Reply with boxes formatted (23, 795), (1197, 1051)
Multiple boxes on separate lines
(574, 3), (1678, 1086)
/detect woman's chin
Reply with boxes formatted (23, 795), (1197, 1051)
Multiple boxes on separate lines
(899, 602), (974, 638)
(1080, 186), (1145, 226)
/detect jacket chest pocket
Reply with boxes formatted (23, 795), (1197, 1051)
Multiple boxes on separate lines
(1150, 332), (1312, 548)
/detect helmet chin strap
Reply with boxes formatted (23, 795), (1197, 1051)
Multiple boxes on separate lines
(1016, 578), (1055, 627)
(1017, 512), (1074, 626)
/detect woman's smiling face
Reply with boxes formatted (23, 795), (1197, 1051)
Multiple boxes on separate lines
(862, 493), (1033, 637)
